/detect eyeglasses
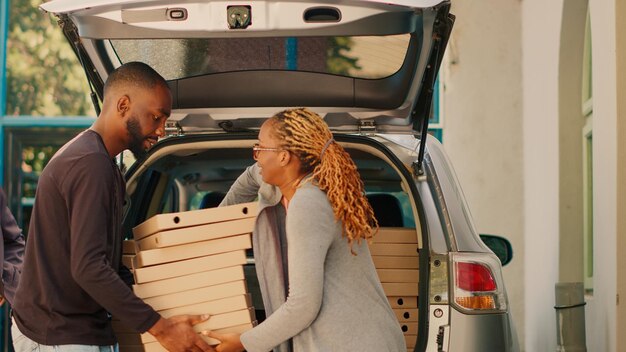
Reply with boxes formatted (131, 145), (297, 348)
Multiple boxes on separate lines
(252, 143), (282, 160)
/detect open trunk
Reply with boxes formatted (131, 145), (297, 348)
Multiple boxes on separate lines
(123, 133), (427, 351)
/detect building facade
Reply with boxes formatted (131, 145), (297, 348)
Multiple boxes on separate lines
(445, 0), (625, 350)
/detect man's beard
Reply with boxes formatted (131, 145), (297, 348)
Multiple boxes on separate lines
(127, 116), (147, 159)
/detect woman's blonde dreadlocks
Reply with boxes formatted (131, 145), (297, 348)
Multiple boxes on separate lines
(270, 108), (379, 251)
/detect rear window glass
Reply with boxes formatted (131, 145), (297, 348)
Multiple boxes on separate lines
(109, 35), (410, 80)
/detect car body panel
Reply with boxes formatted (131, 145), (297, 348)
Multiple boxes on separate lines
(425, 138), (493, 252)
(448, 309), (519, 352)
(41, 0), (447, 16)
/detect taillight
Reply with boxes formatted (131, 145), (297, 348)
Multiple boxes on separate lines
(451, 253), (507, 312)
(456, 262), (497, 291)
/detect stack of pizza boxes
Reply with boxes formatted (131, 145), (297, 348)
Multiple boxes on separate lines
(368, 228), (419, 352)
(114, 201), (259, 352)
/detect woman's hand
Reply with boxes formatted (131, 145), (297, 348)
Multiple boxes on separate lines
(202, 331), (245, 352)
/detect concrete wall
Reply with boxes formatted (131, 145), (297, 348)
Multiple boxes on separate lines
(557, 0), (586, 285)
(521, 0), (618, 350)
(443, 0), (525, 349)
(438, 0), (621, 350)
(521, 1), (563, 351)
(616, 1), (626, 350)
(585, 0), (617, 350)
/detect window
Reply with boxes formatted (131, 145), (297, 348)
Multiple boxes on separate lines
(428, 76), (444, 142)
(4, 123), (91, 235)
(109, 35), (411, 80)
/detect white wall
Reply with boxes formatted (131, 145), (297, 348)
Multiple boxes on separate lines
(585, 1), (617, 350)
(521, 1), (563, 351)
(445, 1), (619, 350)
(521, 0), (618, 351)
(615, 1), (626, 349)
(443, 0), (525, 349)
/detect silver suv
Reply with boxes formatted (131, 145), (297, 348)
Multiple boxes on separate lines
(42, 0), (519, 350)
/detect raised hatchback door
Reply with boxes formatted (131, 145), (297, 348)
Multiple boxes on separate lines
(40, 0), (453, 135)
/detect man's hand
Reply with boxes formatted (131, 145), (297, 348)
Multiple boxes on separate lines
(202, 331), (245, 352)
(149, 315), (214, 352)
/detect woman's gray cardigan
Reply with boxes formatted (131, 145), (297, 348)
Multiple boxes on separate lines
(220, 163), (406, 352)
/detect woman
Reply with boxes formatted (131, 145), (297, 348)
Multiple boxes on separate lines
(206, 108), (406, 352)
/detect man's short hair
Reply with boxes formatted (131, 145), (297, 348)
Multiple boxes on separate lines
(103, 61), (168, 98)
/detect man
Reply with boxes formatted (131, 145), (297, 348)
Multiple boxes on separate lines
(0, 188), (25, 306)
(12, 62), (213, 352)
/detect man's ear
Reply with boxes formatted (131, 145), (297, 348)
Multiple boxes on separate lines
(117, 95), (131, 117)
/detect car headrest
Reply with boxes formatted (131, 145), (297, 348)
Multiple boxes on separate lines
(366, 193), (404, 227)
(199, 191), (226, 209)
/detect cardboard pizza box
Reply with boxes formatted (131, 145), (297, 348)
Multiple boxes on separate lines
(136, 322), (257, 348)
(137, 217), (256, 251)
(123, 240), (137, 254)
(399, 322), (418, 336)
(369, 243), (419, 257)
(387, 296), (418, 309)
(133, 265), (245, 299)
(376, 269), (419, 283)
(139, 308), (256, 344)
(133, 234), (251, 268)
(371, 256), (419, 269)
(381, 283), (419, 296)
(158, 294), (252, 318)
(115, 299), (254, 345)
(405, 334), (417, 348)
(371, 228), (417, 244)
(133, 250), (247, 284)
(133, 202), (258, 240)
(127, 321), (256, 352)
(143, 280), (248, 311)
(393, 308), (419, 322)
(122, 255), (135, 269)
(187, 308), (256, 333)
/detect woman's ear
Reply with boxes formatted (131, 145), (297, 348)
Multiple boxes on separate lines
(279, 150), (291, 167)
